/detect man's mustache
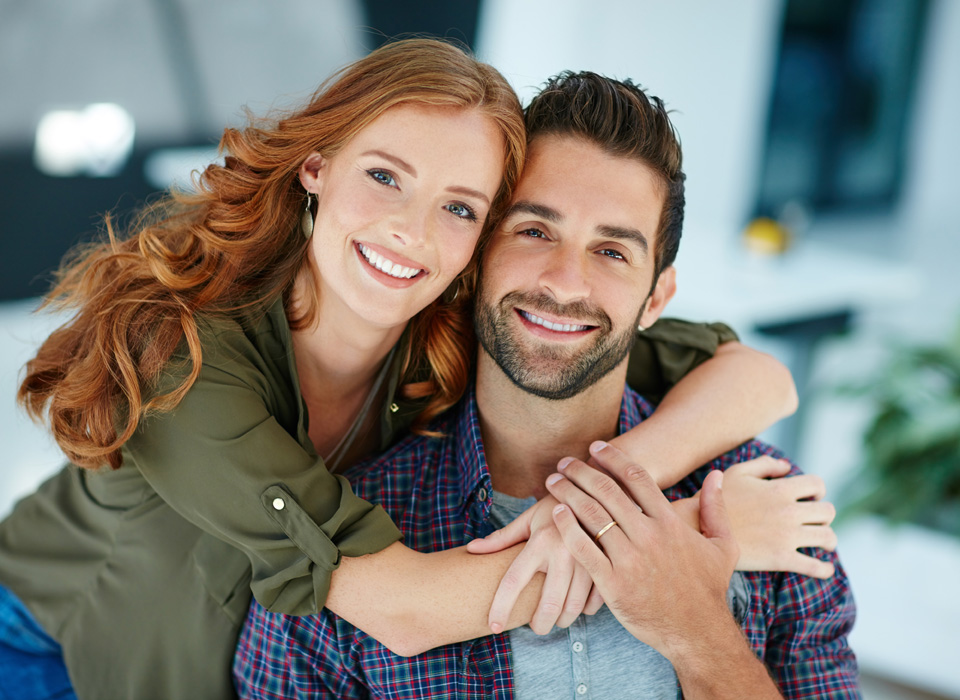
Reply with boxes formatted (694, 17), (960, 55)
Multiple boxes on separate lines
(499, 291), (612, 334)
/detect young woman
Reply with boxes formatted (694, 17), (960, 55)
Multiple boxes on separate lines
(0, 39), (822, 700)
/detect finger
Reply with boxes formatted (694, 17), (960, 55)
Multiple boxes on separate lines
(583, 585), (604, 616)
(546, 471), (622, 537)
(799, 524), (838, 551)
(551, 504), (612, 580)
(586, 442), (669, 518)
(730, 455), (792, 479)
(552, 461), (643, 536)
(555, 564), (594, 628)
(794, 500), (836, 526)
(783, 474), (827, 502)
(783, 551), (836, 579)
(487, 547), (540, 634)
(467, 507), (533, 554)
(529, 551), (574, 635)
(699, 471), (736, 550)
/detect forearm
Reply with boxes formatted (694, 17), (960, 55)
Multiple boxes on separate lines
(670, 617), (784, 700)
(610, 342), (797, 489)
(326, 541), (542, 656)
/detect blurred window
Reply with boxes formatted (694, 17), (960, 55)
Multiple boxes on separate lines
(755, 0), (930, 219)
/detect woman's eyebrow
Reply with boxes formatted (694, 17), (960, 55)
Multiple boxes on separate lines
(448, 186), (490, 205)
(362, 150), (416, 176)
(362, 150), (489, 204)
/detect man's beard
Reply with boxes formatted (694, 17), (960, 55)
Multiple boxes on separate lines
(474, 290), (643, 400)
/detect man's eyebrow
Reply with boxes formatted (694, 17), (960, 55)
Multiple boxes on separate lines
(503, 200), (562, 223)
(362, 150), (417, 177)
(598, 225), (649, 255)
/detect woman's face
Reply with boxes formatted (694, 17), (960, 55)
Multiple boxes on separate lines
(300, 103), (505, 332)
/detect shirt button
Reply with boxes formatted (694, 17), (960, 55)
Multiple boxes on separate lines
(572, 641), (584, 653)
(477, 487), (488, 501)
(577, 684), (588, 695)
(389, 402), (399, 413)
(272, 497), (285, 511)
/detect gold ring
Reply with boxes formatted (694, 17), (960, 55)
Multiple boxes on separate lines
(594, 520), (617, 541)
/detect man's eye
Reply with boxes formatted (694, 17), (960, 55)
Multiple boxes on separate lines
(445, 203), (478, 221)
(368, 170), (396, 187)
(599, 248), (625, 260)
(520, 228), (546, 239)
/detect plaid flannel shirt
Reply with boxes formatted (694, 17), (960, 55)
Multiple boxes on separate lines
(234, 385), (861, 699)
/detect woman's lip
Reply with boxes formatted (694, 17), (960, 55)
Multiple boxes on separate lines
(354, 243), (425, 288)
(355, 240), (428, 273)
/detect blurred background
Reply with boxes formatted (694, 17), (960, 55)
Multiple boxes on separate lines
(1, 0), (958, 697)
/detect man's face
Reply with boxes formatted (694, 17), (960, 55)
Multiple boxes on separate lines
(475, 134), (675, 400)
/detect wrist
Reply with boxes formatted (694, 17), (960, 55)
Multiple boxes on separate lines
(664, 610), (749, 673)
(605, 431), (669, 488)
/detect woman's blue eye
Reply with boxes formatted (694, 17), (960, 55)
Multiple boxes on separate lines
(521, 228), (546, 239)
(368, 170), (396, 187)
(446, 203), (477, 221)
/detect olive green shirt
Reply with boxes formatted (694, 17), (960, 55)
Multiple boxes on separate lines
(0, 298), (735, 700)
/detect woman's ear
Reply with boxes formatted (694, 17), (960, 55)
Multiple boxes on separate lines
(639, 265), (677, 329)
(299, 152), (327, 194)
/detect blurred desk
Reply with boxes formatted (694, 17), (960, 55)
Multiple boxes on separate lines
(665, 237), (921, 458)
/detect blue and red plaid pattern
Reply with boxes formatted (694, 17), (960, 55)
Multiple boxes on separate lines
(234, 386), (861, 699)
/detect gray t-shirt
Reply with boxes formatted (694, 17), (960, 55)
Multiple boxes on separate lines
(491, 490), (749, 699)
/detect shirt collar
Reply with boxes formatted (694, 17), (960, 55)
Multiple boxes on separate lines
(447, 382), (650, 517)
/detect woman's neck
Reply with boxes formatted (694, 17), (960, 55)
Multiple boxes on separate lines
(289, 276), (407, 460)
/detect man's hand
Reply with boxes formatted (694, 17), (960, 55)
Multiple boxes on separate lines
(545, 441), (737, 658)
(466, 495), (603, 634)
(546, 442), (785, 699)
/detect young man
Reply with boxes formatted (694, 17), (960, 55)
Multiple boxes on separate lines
(234, 72), (860, 699)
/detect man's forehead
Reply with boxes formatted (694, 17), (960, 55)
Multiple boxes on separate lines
(503, 134), (663, 242)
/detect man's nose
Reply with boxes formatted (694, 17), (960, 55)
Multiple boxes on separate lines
(538, 243), (591, 303)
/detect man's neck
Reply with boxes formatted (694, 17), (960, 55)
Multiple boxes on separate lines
(475, 353), (628, 499)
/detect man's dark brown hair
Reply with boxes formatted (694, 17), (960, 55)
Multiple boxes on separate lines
(524, 71), (685, 281)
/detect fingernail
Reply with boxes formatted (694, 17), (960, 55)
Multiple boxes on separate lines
(490, 622), (503, 634)
(589, 440), (609, 454)
(557, 456), (574, 471)
(553, 504), (567, 515)
(546, 473), (564, 486)
(716, 471), (724, 489)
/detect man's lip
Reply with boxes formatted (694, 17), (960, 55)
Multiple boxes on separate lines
(515, 308), (597, 335)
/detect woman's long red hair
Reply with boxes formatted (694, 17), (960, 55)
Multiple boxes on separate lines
(18, 38), (525, 469)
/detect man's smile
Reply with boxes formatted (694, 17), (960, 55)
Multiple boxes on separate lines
(516, 309), (594, 335)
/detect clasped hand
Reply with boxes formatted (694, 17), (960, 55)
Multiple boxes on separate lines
(468, 443), (837, 636)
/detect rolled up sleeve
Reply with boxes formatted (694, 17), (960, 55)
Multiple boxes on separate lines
(124, 335), (402, 616)
(627, 318), (739, 403)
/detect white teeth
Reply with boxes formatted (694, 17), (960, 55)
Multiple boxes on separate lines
(358, 244), (422, 279)
(520, 310), (590, 333)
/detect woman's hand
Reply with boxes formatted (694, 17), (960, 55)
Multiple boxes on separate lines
(713, 456), (837, 578)
(467, 495), (603, 634)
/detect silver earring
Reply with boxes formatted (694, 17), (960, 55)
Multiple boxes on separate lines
(637, 324), (646, 333)
(442, 281), (461, 304)
(301, 193), (315, 239)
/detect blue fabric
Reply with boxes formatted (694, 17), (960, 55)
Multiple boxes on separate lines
(0, 584), (77, 700)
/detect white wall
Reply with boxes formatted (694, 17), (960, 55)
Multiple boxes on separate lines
(477, 0), (785, 250)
